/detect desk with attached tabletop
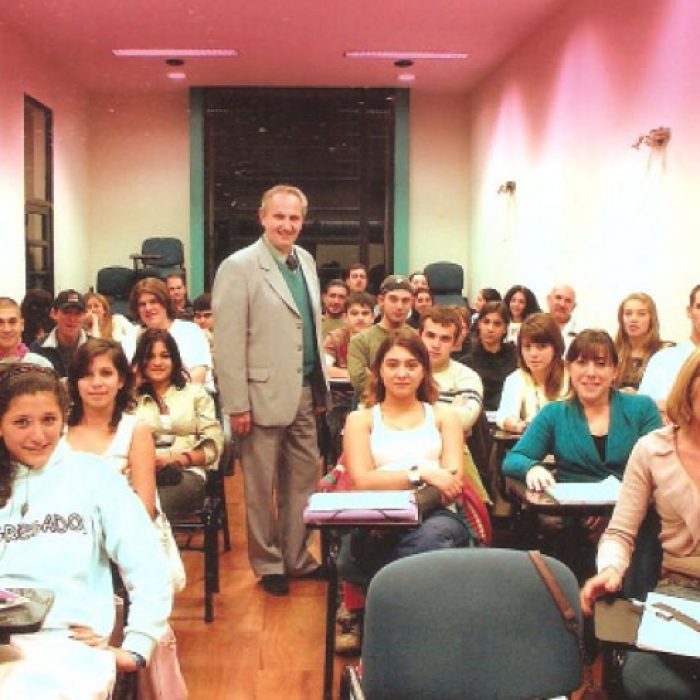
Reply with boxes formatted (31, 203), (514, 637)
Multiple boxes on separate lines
(595, 585), (700, 691)
(488, 429), (520, 512)
(505, 477), (616, 517)
(0, 589), (54, 645)
(505, 477), (616, 571)
(304, 494), (420, 700)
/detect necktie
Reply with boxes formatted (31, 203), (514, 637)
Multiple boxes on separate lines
(286, 254), (298, 271)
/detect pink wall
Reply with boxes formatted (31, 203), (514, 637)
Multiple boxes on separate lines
(87, 93), (190, 278)
(0, 23), (90, 297)
(467, 0), (700, 339)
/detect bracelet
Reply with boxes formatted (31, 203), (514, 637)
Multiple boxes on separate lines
(181, 452), (193, 467)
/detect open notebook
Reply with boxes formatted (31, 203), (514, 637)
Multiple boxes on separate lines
(636, 592), (700, 657)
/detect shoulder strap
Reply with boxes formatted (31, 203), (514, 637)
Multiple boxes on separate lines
(528, 550), (577, 624)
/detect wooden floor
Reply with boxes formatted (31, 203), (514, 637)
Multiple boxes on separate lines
(171, 469), (596, 699)
(171, 468), (347, 700)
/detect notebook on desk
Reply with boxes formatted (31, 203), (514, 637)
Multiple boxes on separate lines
(636, 592), (700, 658)
(546, 475), (621, 505)
(303, 490), (419, 525)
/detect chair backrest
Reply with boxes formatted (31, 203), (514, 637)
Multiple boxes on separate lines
(96, 266), (136, 300)
(361, 548), (582, 700)
(141, 237), (185, 268)
(424, 261), (466, 307)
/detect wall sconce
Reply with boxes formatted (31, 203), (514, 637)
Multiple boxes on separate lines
(497, 180), (516, 195)
(632, 126), (671, 150)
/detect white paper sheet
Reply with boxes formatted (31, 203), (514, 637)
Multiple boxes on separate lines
(546, 475), (620, 505)
(306, 490), (415, 512)
(636, 592), (700, 658)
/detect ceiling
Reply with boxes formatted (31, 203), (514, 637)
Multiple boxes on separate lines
(1, 0), (566, 94)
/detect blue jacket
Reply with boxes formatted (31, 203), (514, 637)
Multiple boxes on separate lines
(502, 390), (662, 483)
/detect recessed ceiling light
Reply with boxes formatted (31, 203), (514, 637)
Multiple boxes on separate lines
(167, 72), (187, 80)
(113, 49), (238, 58)
(344, 51), (468, 60)
(398, 73), (416, 82)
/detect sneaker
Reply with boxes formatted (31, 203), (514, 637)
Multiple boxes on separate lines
(335, 605), (362, 656)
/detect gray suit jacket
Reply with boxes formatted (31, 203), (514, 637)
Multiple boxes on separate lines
(212, 237), (329, 426)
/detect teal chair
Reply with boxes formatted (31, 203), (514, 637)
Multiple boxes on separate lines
(341, 548), (582, 700)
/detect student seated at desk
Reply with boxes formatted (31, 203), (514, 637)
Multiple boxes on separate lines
(496, 313), (569, 434)
(461, 301), (516, 411)
(502, 330), (661, 576)
(614, 292), (669, 392)
(581, 351), (700, 699)
(503, 330), (661, 488)
(0, 364), (170, 698)
(336, 330), (474, 650)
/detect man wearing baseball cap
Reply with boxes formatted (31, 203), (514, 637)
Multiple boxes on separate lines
(32, 289), (89, 376)
(347, 275), (416, 398)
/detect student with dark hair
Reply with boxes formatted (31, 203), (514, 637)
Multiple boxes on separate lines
(0, 297), (53, 368)
(32, 289), (89, 377)
(19, 288), (54, 346)
(132, 329), (223, 520)
(321, 278), (348, 337)
(0, 364), (170, 696)
(336, 329), (473, 650)
(345, 263), (368, 293)
(66, 338), (155, 517)
(165, 272), (194, 321)
(461, 301), (516, 411)
(503, 285), (541, 343)
(323, 292), (375, 463)
(470, 287), (501, 329)
(192, 293), (214, 353)
(504, 329), (661, 489)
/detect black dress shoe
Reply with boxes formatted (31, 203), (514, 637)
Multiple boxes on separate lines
(296, 566), (325, 580)
(260, 574), (289, 596)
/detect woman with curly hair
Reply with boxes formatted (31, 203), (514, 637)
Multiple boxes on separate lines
(503, 284), (541, 343)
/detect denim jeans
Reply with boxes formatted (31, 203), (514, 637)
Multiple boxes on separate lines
(337, 508), (473, 586)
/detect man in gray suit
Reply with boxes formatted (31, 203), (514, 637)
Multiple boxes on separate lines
(213, 184), (328, 596)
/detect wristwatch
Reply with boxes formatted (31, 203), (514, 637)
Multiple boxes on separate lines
(127, 650), (147, 669)
(407, 466), (423, 487)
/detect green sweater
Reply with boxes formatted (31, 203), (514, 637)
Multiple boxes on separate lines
(276, 259), (318, 380)
(502, 390), (661, 483)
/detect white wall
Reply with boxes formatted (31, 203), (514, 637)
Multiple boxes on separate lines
(87, 93), (190, 283)
(466, 0), (700, 342)
(409, 91), (471, 294)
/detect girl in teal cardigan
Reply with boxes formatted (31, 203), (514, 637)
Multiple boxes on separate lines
(503, 330), (662, 488)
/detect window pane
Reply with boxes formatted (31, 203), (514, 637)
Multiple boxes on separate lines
(27, 244), (46, 272)
(25, 102), (49, 201)
(26, 211), (48, 242)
